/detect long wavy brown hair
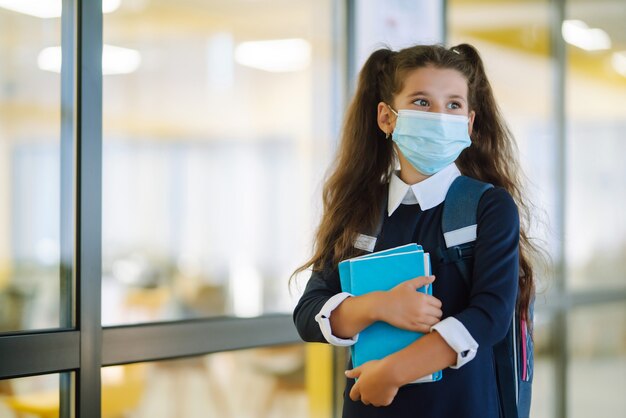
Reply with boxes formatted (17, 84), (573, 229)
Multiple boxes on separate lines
(293, 44), (537, 321)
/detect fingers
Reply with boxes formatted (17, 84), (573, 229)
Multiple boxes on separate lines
(424, 304), (443, 319)
(347, 368), (361, 402)
(345, 367), (361, 379)
(407, 282), (443, 309)
(350, 384), (372, 406)
(349, 381), (361, 402)
(405, 275), (435, 290)
(425, 294), (443, 309)
(412, 295), (442, 318)
(405, 315), (443, 333)
(350, 385), (392, 407)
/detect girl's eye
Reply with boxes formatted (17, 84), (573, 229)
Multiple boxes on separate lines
(447, 102), (461, 109)
(414, 99), (429, 107)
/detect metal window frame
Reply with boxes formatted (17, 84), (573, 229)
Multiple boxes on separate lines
(102, 315), (299, 367)
(2, 1), (624, 418)
(549, 0), (569, 415)
(0, 1), (303, 417)
(0, 332), (80, 379)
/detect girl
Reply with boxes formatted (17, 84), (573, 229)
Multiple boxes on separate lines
(292, 43), (536, 417)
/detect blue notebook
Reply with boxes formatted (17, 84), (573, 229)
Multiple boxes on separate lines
(339, 243), (442, 384)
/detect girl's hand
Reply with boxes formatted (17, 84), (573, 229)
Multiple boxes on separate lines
(345, 359), (401, 407)
(377, 276), (442, 333)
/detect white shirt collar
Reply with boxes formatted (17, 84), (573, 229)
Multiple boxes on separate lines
(387, 163), (461, 216)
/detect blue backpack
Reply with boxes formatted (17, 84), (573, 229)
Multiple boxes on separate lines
(439, 176), (533, 418)
(363, 175), (533, 418)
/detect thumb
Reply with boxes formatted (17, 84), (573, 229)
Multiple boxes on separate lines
(345, 367), (361, 379)
(408, 275), (435, 290)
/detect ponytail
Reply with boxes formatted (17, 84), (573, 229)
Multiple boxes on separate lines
(452, 43), (537, 322)
(452, 43), (516, 186)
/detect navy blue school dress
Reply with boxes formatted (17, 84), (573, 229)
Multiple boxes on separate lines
(293, 165), (520, 418)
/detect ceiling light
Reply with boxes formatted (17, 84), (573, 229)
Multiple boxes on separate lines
(37, 47), (62, 73)
(102, 45), (141, 75)
(235, 38), (311, 73)
(0, 0), (120, 18)
(38, 44), (141, 75)
(562, 20), (611, 51)
(102, 0), (121, 14)
(612, 51), (626, 77)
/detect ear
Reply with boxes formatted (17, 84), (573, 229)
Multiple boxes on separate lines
(377, 102), (396, 138)
(468, 110), (476, 136)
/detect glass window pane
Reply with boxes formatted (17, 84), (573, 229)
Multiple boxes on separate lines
(564, 0), (626, 290)
(0, 7), (62, 332)
(448, 0), (557, 294)
(567, 302), (626, 417)
(529, 311), (558, 418)
(102, 0), (338, 325)
(101, 344), (323, 418)
(448, 3), (562, 418)
(0, 373), (66, 418)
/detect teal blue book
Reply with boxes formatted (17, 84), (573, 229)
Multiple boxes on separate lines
(339, 244), (442, 384)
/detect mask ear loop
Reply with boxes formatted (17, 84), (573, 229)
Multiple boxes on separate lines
(387, 104), (398, 116)
(385, 104), (398, 139)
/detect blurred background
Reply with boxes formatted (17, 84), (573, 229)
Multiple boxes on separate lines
(0, 0), (624, 417)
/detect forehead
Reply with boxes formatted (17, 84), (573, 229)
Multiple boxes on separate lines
(398, 66), (468, 98)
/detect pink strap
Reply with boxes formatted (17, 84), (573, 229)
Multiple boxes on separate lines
(520, 319), (528, 381)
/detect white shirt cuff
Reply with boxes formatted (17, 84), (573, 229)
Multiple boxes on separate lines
(314, 292), (359, 347)
(431, 317), (479, 369)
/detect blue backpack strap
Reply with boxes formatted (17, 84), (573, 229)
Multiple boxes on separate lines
(441, 176), (535, 418)
(438, 176), (494, 286)
(516, 298), (534, 418)
(442, 176), (494, 245)
(494, 299), (534, 418)
(442, 176), (521, 418)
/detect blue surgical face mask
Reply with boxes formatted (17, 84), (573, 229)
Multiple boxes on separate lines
(389, 107), (472, 176)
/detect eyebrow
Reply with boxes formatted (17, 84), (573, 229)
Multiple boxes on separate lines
(448, 94), (468, 103)
(407, 91), (429, 98)
(408, 91), (468, 103)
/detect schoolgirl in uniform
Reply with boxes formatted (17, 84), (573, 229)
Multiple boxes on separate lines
(292, 43), (537, 417)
